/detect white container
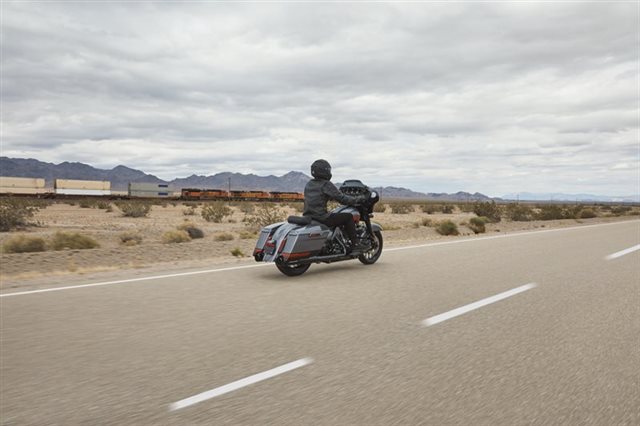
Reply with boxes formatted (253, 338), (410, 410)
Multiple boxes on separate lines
(128, 182), (170, 192)
(0, 177), (46, 188)
(55, 179), (111, 191)
(55, 188), (111, 196)
(0, 187), (47, 194)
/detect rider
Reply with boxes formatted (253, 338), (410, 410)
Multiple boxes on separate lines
(303, 159), (369, 253)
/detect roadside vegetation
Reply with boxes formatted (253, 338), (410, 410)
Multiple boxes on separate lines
(201, 202), (232, 223)
(115, 201), (152, 218)
(0, 198), (45, 232)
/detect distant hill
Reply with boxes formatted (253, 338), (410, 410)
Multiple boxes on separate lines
(372, 187), (493, 201)
(1, 157), (494, 200)
(0, 157), (164, 190)
(502, 192), (640, 203)
(172, 171), (312, 193)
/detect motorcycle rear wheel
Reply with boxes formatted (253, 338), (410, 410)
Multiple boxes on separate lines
(358, 230), (383, 265)
(276, 263), (311, 276)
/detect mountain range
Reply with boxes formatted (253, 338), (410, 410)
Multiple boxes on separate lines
(0, 157), (498, 200)
(3, 157), (635, 202)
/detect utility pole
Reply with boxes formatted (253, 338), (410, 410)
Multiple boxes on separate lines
(228, 177), (231, 204)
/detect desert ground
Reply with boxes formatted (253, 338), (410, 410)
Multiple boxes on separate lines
(1, 199), (638, 287)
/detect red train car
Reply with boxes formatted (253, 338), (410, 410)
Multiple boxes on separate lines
(230, 190), (271, 201)
(181, 188), (229, 200)
(270, 191), (305, 201)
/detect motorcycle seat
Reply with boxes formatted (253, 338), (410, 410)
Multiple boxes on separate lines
(287, 215), (312, 225)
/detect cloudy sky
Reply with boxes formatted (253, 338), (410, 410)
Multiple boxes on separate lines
(1, 2), (638, 196)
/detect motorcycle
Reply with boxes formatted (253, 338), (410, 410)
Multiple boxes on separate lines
(253, 180), (383, 276)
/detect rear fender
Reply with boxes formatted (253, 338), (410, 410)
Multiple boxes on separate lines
(371, 222), (383, 232)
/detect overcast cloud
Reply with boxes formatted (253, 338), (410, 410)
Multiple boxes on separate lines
(1, 2), (638, 196)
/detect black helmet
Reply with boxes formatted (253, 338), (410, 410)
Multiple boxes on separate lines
(311, 159), (332, 180)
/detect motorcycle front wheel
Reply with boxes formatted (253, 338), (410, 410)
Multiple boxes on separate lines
(276, 262), (311, 277)
(358, 230), (383, 265)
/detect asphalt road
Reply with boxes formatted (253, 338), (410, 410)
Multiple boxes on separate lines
(1, 221), (639, 425)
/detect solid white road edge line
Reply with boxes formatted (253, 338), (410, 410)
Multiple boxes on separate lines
(169, 357), (313, 411)
(605, 244), (640, 260)
(422, 283), (537, 327)
(1, 220), (636, 298)
(0, 263), (270, 298)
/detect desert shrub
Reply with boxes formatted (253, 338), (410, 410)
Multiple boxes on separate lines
(421, 217), (432, 227)
(458, 203), (475, 213)
(214, 232), (235, 241)
(411, 221), (420, 228)
(436, 220), (459, 236)
(246, 203), (285, 229)
(162, 230), (191, 244)
(119, 232), (143, 246)
(182, 206), (197, 216)
(230, 247), (245, 257)
(630, 210), (640, 216)
(611, 206), (632, 216)
(3, 234), (48, 253)
(95, 201), (111, 210)
(579, 209), (597, 219)
(0, 198), (40, 232)
(373, 203), (387, 213)
(288, 202), (304, 213)
(473, 201), (501, 223)
(535, 204), (576, 220)
(505, 204), (534, 221)
(420, 204), (436, 214)
(116, 201), (151, 218)
(201, 202), (232, 223)
(239, 230), (257, 239)
(390, 203), (413, 214)
(468, 216), (487, 234)
(51, 232), (99, 250)
(238, 202), (256, 215)
(177, 223), (204, 239)
(565, 205), (584, 219)
(441, 204), (454, 214)
(79, 199), (95, 208)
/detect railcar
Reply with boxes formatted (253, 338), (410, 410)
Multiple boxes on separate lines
(269, 191), (305, 202)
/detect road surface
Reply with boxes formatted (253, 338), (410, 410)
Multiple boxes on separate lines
(1, 220), (639, 425)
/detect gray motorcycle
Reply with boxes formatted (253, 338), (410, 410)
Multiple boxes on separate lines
(253, 180), (383, 276)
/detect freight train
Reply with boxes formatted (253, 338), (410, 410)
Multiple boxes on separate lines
(0, 177), (304, 202)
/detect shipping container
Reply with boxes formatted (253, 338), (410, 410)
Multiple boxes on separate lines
(128, 182), (170, 192)
(0, 177), (46, 188)
(55, 188), (111, 196)
(0, 187), (47, 195)
(55, 179), (111, 191)
(128, 190), (171, 198)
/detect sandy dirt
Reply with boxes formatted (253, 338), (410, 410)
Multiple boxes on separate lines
(1, 201), (637, 288)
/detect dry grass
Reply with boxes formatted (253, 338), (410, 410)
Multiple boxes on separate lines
(3, 234), (47, 253)
(51, 232), (99, 250)
(162, 230), (191, 244)
(119, 232), (143, 246)
(214, 232), (235, 241)
(230, 247), (245, 257)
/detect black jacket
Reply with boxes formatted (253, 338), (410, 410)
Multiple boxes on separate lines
(303, 178), (361, 221)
